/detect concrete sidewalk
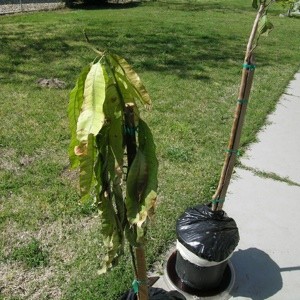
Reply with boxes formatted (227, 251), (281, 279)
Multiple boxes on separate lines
(224, 72), (300, 299)
(153, 71), (300, 299)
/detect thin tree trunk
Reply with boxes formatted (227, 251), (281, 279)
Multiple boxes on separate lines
(135, 246), (149, 300)
(125, 104), (149, 300)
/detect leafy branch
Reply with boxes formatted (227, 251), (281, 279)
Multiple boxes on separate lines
(68, 50), (158, 300)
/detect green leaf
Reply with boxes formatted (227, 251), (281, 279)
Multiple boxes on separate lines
(136, 119), (158, 223)
(125, 119), (158, 244)
(68, 65), (91, 168)
(109, 117), (126, 226)
(94, 126), (109, 198)
(94, 124), (125, 273)
(103, 84), (123, 120)
(76, 61), (106, 143)
(125, 223), (138, 247)
(98, 192), (124, 274)
(258, 14), (274, 36)
(126, 149), (148, 224)
(108, 117), (123, 167)
(104, 54), (138, 107)
(110, 54), (152, 108)
(78, 134), (96, 201)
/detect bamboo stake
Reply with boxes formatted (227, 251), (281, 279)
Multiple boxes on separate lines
(212, 4), (266, 211)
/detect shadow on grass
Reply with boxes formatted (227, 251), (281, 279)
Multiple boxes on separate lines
(68, 1), (141, 10)
(0, 2), (257, 85)
(68, 0), (240, 12)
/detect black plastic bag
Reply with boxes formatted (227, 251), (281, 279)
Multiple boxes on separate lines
(119, 287), (186, 300)
(176, 205), (239, 262)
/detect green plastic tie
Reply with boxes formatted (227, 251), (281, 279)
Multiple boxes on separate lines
(237, 99), (248, 105)
(243, 63), (256, 70)
(132, 279), (147, 294)
(226, 149), (240, 156)
(212, 198), (225, 204)
(132, 279), (140, 294)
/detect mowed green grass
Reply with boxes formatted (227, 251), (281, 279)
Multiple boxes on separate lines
(0, 1), (299, 299)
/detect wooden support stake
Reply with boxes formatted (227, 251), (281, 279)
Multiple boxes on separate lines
(212, 4), (266, 211)
(212, 58), (255, 211)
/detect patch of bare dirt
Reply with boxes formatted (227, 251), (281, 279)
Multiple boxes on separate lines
(19, 155), (36, 167)
(0, 148), (19, 172)
(37, 78), (66, 89)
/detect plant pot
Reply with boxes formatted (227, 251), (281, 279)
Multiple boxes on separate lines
(175, 242), (229, 291)
(175, 205), (239, 292)
(165, 250), (235, 298)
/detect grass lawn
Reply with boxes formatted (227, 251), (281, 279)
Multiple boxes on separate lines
(0, 1), (299, 299)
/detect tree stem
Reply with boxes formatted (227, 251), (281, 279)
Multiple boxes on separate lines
(124, 104), (149, 300)
(135, 246), (149, 300)
(124, 104), (137, 174)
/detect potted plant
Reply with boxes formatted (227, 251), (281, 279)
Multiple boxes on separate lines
(172, 0), (281, 295)
(68, 46), (186, 300)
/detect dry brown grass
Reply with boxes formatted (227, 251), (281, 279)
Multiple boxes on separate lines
(0, 216), (102, 299)
(0, 148), (19, 173)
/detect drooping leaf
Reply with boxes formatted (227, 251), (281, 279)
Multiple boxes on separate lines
(125, 223), (138, 247)
(109, 117), (126, 226)
(78, 134), (96, 202)
(126, 150), (148, 224)
(98, 191), (124, 274)
(136, 119), (158, 224)
(114, 71), (141, 106)
(68, 65), (91, 168)
(103, 84), (123, 120)
(258, 14), (274, 36)
(108, 117), (123, 167)
(76, 61), (106, 143)
(110, 54), (152, 108)
(94, 126), (109, 199)
(115, 73), (136, 102)
(125, 120), (158, 244)
(94, 125), (125, 274)
(113, 176), (126, 228)
(104, 55), (138, 109)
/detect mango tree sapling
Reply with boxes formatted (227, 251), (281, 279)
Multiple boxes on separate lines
(68, 50), (158, 300)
